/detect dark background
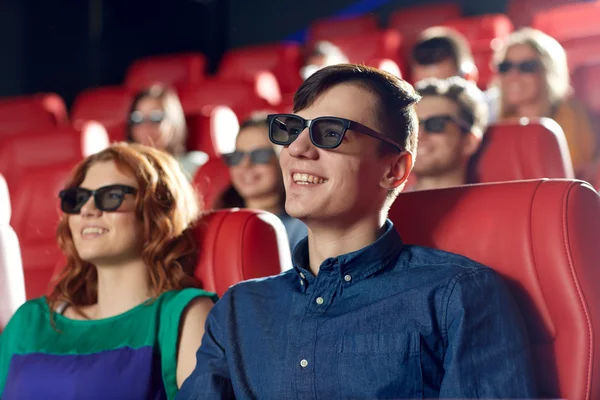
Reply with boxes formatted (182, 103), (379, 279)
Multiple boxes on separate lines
(0, 0), (509, 105)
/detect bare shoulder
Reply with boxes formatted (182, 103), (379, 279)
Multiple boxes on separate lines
(181, 296), (213, 327)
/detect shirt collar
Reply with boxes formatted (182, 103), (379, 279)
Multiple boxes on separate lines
(291, 219), (404, 290)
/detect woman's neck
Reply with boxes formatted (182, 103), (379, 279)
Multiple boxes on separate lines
(88, 259), (152, 319)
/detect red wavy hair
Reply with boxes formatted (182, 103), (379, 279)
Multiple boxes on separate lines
(48, 142), (202, 310)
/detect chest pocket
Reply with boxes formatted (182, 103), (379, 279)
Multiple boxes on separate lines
(336, 332), (423, 399)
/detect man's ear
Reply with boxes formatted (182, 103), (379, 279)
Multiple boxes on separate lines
(380, 151), (413, 190)
(462, 131), (482, 158)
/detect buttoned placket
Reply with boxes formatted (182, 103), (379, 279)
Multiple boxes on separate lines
(293, 260), (339, 399)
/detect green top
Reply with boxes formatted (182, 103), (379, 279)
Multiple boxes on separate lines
(0, 288), (217, 400)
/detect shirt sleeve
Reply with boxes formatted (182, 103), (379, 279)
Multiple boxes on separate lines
(439, 268), (538, 398)
(176, 298), (235, 400)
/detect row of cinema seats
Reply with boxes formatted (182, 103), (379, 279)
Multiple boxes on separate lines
(0, 107), (589, 300)
(2, 166), (600, 399)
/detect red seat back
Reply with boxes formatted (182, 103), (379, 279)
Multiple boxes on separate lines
(0, 123), (109, 197)
(472, 119), (574, 183)
(218, 43), (303, 95)
(532, 2), (600, 43)
(10, 162), (77, 299)
(0, 174), (25, 329)
(193, 158), (231, 210)
(71, 86), (134, 141)
(125, 52), (206, 92)
(193, 209), (291, 296)
(0, 93), (68, 137)
(442, 14), (514, 43)
(329, 29), (405, 74)
(308, 14), (379, 42)
(179, 79), (273, 122)
(391, 179), (600, 399)
(508, 0), (576, 28)
(186, 105), (239, 158)
(388, 3), (462, 44)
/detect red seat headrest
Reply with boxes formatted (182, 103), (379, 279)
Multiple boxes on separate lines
(388, 3), (461, 44)
(0, 93), (68, 136)
(125, 52), (206, 92)
(194, 209), (291, 297)
(71, 86), (134, 129)
(391, 179), (600, 399)
(473, 119), (574, 183)
(308, 14), (379, 42)
(193, 157), (232, 210)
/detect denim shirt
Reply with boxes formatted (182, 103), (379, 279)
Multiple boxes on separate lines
(178, 220), (537, 399)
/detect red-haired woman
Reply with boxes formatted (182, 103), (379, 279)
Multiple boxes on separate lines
(0, 143), (216, 400)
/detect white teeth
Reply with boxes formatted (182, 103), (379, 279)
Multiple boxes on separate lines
(292, 173), (327, 185)
(82, 227), (108, 235)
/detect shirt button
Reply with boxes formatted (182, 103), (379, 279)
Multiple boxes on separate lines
(300, 359), (308, 368)
(344, 274), (352, 282)
(316, 297), (324, 305)
(300, 280), (304, 286)
(299, 272), (305, 279)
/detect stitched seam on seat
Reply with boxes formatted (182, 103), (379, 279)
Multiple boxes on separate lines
(561, 182), (593, 400)
(527, 180), (557, 336)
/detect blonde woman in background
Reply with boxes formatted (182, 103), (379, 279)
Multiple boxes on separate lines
(492, 27), (596, 173)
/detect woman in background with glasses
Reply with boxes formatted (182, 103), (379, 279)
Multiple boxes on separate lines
(127, 85), (208, 179)
(218, 114), (307, 253)
(492, 27), (596, 173)
(0, 143), (216, 400)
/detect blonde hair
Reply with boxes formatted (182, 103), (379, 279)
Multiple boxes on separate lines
(494, 28), (570, 118)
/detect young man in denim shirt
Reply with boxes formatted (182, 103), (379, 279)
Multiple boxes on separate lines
(178, 64), (537, 399)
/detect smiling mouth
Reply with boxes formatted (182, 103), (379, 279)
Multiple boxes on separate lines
(81, 227), (109, 237)
(292, 172), (328, 185)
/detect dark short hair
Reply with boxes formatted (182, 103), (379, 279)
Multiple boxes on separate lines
(411, 27), (474, 73)
(293, 64), (421, 155)
(415, 76), (488, 137)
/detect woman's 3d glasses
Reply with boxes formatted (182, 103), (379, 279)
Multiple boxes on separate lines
(497, 60), (540, 75)
(59, 185), (138, 214)
(222, 148), (276, 167)
(419, 115), (471, 134)
(129, 110), (165, 125)
(267, 114), (402, 151)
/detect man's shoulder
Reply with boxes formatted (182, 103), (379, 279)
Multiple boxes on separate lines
(401, 244), (493, 276)
(219, 269), (298, 302)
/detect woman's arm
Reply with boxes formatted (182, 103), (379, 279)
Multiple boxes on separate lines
(176, 296), (213, 388)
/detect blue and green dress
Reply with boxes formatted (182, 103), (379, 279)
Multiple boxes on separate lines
(0, 288), (216, 399)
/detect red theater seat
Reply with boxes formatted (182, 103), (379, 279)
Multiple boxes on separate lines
(388, 3), (461, 45)
(508, 0), (576, 28)
(532, 2), (600, 43)
(472, 119), (574, 183)
(193, 158), (231, 210)
(0, 123), (109, 197)
(194, 209), (291, 297)
(10, 162), (77, 299)
(533, 3), (600, 72)
(391, 179), (600, 399)
(329, 29), (405, 75)
(442, 14), (513, 44)
(71, 86), (134, 142)
(308, 14), (379, 42)
(179, 79), (274, 123)
(0, 93), (68, 137)
(186, 105), (239, 159)
(125, 52), (206, 92)
(0, 174), (26, 330)
(218, 43), (303, 96)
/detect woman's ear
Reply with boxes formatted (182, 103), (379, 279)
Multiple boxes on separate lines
(380, 151), (413, 190)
